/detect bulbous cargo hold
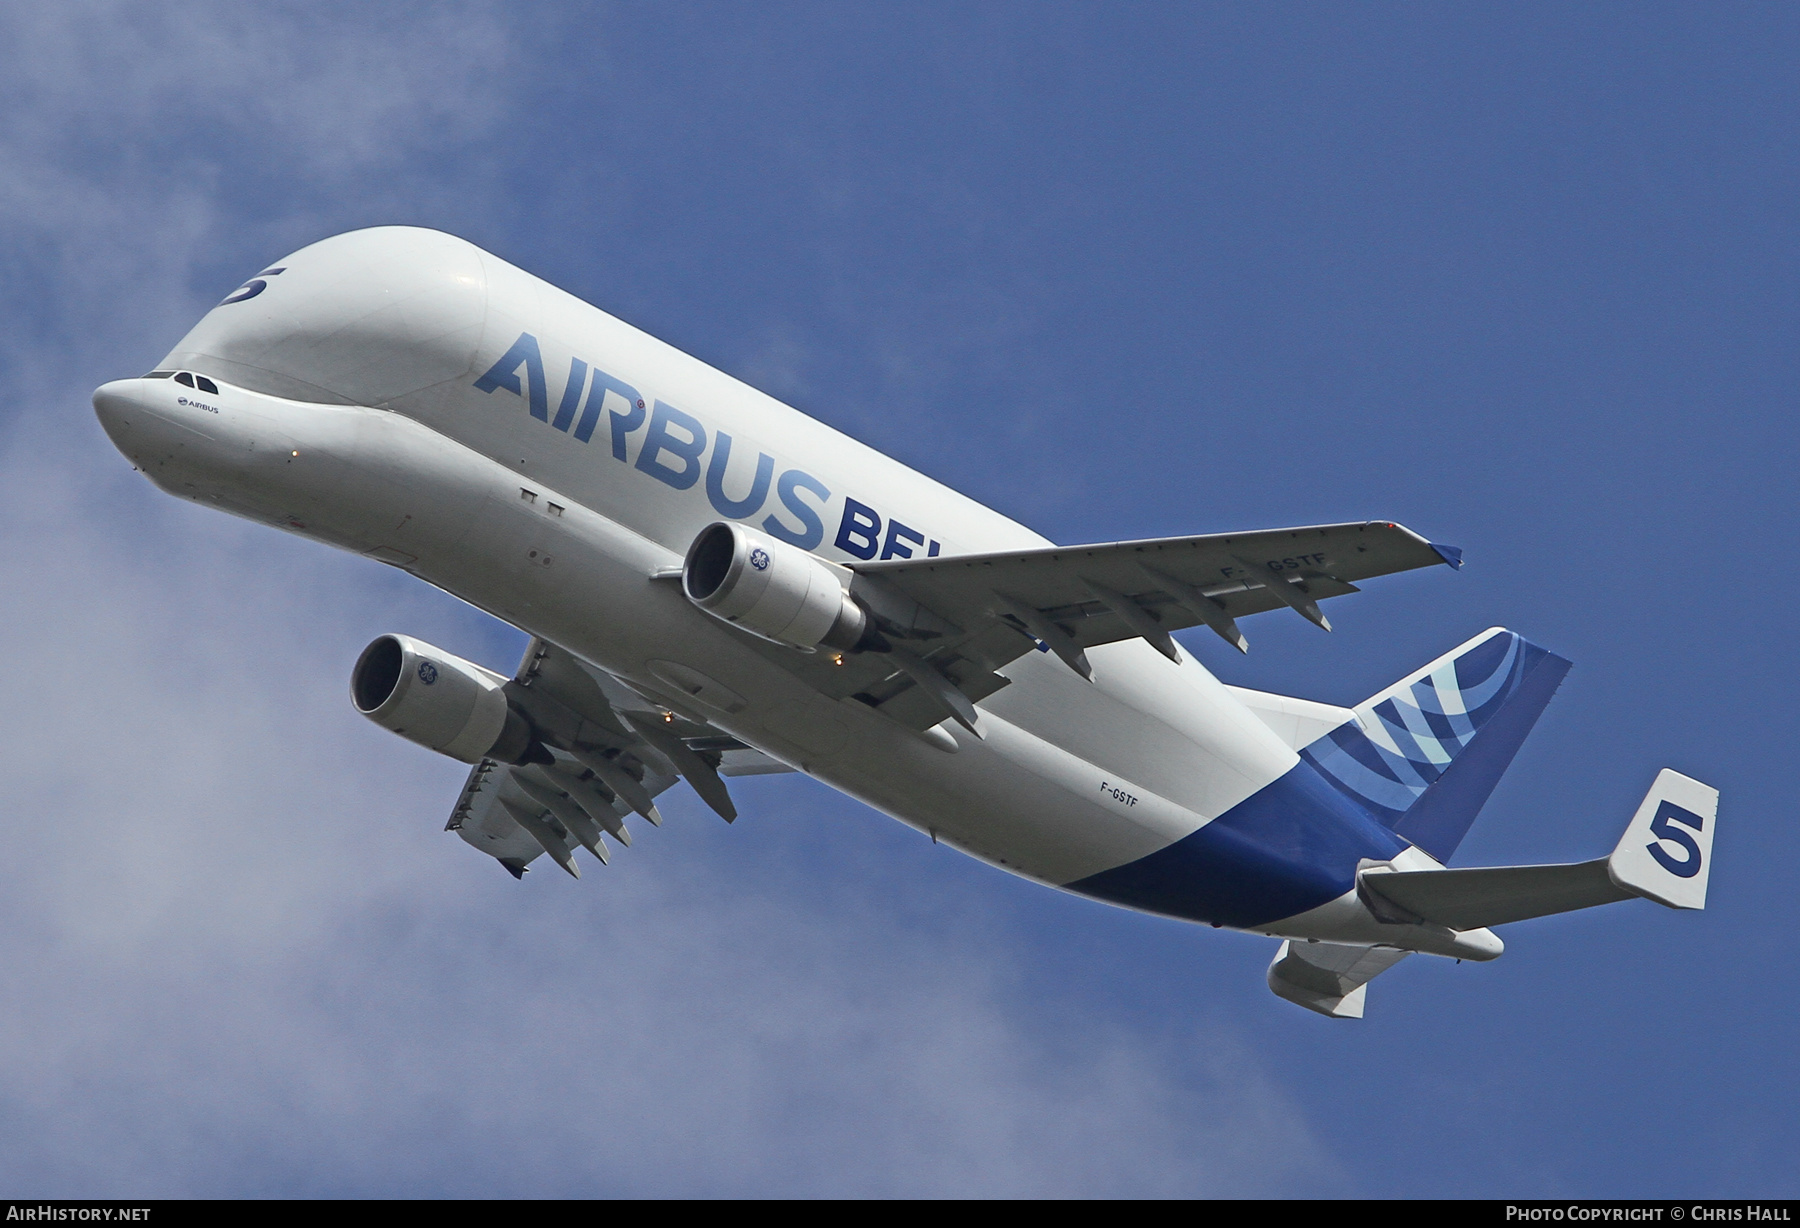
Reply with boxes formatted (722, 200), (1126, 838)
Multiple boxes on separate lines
(351, 634), (540, 765)
(682, 521), (868, 652)
(153, 227), (490, 410)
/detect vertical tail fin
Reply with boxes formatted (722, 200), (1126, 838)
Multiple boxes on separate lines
(1299, 628), (1571, 862)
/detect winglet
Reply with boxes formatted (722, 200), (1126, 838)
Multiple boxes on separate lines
(1430, 543), (1464, 570)
(1608, 769), (1719, 910)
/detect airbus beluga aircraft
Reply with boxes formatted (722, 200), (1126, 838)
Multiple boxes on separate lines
(93, 227), (1717, 1017)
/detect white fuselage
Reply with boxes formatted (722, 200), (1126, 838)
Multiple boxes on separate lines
(94, 226), (1472, 953)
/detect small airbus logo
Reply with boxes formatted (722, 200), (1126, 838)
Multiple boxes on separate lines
(418, 661), (439, 685)
(749, 547), (770, 571)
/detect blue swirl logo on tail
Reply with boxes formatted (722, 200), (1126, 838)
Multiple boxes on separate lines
(1298, 629), (1570, 859)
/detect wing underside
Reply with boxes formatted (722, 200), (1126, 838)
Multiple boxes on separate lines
(450, 520), (1455, 872)
(446, 638), (791, 877)
(790, 520), (1458, 737)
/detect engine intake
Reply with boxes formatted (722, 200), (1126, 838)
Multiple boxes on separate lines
(683, 522), (867, 652)
(350, 634), (537, 764)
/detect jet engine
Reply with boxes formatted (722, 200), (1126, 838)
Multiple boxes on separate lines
(351, 633), (539, 764)
(682, 521), (868, 652)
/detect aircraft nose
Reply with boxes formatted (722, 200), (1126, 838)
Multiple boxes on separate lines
(92, 377), (200, 469)
(92, 379), (147, 449)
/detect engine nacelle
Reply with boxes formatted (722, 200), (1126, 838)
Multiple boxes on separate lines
(350, 634), (536, 764)
(682, 521), (867, 652)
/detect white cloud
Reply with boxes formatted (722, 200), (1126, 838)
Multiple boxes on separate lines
(0, 1), (511, 177)
(0, 0), (513, 378)
(0, 482), (1336, 1194)
(0, 2), (1341, 1196)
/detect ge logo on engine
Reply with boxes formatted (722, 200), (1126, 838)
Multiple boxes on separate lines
(418, 661), (439, 685)
(749, 547), (770, 571)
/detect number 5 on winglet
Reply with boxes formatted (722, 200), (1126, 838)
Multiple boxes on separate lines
(1607, 769), (1720, 910)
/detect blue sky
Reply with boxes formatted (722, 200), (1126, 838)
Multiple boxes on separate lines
(0, 2), (1794, 1197)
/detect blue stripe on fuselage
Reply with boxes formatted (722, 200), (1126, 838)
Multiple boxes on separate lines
(1067, 762), (1408, 928)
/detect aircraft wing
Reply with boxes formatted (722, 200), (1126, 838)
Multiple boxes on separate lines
(856, 520), (1456, 654)
(446, 637), (792, 877)
(787, 521), (1458, 735)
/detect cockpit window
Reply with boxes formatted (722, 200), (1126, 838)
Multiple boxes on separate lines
(174, 372), (195, 388)
(195, 376), (219, 394)
(143, 371), (174, 379)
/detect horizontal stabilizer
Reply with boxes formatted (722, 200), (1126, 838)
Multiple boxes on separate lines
(1267, 940), (1410, 1019)
(1361, 859), (1628, 930)
(1358, 769), (1720, 929)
